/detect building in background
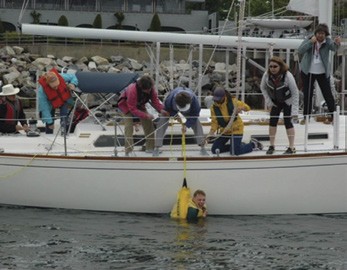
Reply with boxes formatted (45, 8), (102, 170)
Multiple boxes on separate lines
(0, 0), (219, 34)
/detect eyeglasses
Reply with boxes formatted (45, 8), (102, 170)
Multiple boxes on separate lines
(269, 65), (279, 68)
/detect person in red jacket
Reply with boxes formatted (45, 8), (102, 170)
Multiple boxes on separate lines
(38, 68), (78, 134)
(118, 75), (169, 156)
(0, 84), (28, 134)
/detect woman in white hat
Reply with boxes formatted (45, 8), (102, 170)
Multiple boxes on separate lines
(0, 84), (29, 133)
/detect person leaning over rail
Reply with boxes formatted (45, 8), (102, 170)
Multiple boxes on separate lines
(186, 189), (207, 223)
(153, 86), (208, 156)
(205, 86), (263, 156)
(38, 68), (78, 134)
(260, 56), (299, 155)
(0, 84), (28, 134)
(298, 23), (341, 125)
(118, 75), (169, 156)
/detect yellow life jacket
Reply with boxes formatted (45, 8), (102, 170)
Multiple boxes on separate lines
(170, 186), (191, 219)
(187, 199), (206, 218)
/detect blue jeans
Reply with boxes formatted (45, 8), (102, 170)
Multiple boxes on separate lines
(211, 135), (253, 156)
(45, 102), (70, 134)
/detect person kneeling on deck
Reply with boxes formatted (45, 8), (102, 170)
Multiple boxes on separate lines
(118, 75), (169, 156)
(38, 68), (78, 134)
(0, 84), (29, 134)
(153, 86), (208, 156)
(187, 190), (207, 223)
(206, 86), (263, 155)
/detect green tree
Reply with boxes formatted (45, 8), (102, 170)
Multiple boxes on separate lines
(30, 10), (41, 24)
(114, 12), (125, 29)
(93, 14), (102, 29)
(149, 13), (161, 31)
(58, 15), (69, 26)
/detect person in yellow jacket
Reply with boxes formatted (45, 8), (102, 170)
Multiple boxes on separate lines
(186, 190), (207, 222)
(206, 86), (263, 155)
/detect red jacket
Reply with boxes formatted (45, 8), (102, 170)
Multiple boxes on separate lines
(38, 69), (71, 109)
(0, 97), (27, 133)
(118, 82), (163, 119)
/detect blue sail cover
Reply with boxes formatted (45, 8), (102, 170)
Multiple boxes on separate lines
(76, 72), (139, 94)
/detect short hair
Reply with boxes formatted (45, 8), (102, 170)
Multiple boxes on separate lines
(268, 56), (289, 74)
(138, 75), (153, 90)
(175, 92), (192, 108)
(193, 189), (206, 197)
(314, 23), (330, 36)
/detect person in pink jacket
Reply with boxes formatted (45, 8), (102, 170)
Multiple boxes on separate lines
(118, 75), (169, 156)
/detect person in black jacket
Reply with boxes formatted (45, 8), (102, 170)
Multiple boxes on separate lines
(0, 84), (28, 134)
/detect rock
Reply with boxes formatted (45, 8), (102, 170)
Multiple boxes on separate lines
(91, 56), (109, 66)
(88, 61), (97, 71)
(12, 46), (25, 55)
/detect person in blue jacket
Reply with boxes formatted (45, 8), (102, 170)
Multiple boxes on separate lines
(153, 86), (208, 156)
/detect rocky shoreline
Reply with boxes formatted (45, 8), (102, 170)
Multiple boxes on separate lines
(0, 45), (264, 109)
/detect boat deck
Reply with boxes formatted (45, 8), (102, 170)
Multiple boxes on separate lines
(1, 111), (346, 158)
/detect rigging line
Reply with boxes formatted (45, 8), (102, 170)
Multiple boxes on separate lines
(18, 0), (30, 26)
(195, 0), (236, 93)
(224, 0), (246, 132)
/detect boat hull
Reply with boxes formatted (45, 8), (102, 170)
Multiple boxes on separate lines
(1, 153), (346, 215)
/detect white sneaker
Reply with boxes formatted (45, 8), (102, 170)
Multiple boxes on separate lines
(200, 147), (209, 156)
(251, 138), (263, 151)
(125, 151), (136, 157)
(152, 147), (162, 157)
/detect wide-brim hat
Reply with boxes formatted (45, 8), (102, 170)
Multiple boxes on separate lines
(176, 103), (191, 112)
(0, 84), (20, 96)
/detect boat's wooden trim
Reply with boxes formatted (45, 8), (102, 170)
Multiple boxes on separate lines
(1, 151), (346, 161)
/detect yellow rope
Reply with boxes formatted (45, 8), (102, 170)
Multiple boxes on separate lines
(0, 154), (38, 179)
(181, 123), (187, 179)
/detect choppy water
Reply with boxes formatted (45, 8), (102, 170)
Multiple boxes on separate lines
(0, 206), (346, 270)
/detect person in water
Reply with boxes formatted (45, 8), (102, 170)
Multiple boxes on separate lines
(186, 189), (207, 222)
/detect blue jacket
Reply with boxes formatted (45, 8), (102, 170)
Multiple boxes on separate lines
(38, 73), (78, 124)
(298, 36), (339, 78)
(164, 87), (200, 129)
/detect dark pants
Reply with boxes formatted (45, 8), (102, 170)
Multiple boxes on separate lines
(269, 103), (293, 129)
(211, 135), (253, 156)
(301, 72), (335, 116)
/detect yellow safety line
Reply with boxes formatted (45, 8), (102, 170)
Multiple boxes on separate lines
(0, 154), (38, 179)
(182, 123), (187, 179)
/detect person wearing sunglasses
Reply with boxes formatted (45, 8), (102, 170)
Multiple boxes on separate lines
(298, 23), (341, 125)
(260, 56), (299, 154)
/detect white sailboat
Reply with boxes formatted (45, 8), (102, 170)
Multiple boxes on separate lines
(0, 0), (346, 215)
